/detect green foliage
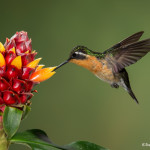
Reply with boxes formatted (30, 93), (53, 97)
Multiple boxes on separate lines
(3, 106), (23, 139)
(10, 129), (108, 150)
(22, 106), (31, 120)
(65, 141), (109, 150)
(10, 129), (60, 150)
(1, 105), (109, 150)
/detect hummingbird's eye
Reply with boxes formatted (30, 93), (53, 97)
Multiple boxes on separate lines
(72, 53), (77, 58)
(71, 51), (86, 60)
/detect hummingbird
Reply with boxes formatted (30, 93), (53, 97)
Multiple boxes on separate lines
(54, 31), (150, 103)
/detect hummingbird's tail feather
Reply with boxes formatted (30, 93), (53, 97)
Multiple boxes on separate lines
(119, 69), (139, 104)
(126, 88), (139, 104)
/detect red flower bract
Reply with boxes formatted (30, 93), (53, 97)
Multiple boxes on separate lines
(0, 31), (56, 108)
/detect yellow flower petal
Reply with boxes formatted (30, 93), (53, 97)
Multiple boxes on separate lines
(0, 42), (5, 52)
(30, 67), (56, 82)
(25, 50), (29, 54)
(32, 50), (36, 53)
(36, 64), (45, 71)
(48, 67), (57, 72)
(11, 56), (22, 69)
(26, 58), (42, 69)
(9, 47), (16, 54)
(0, 53), (6, 67)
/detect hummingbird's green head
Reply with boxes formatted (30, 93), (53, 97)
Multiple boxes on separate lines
(69, 45), (90, 60)
(69, 45), (102, 59)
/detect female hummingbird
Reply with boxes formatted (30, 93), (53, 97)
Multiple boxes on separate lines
(55, 31), (150, 103)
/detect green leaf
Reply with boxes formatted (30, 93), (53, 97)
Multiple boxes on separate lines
(10, 129), (65, 150)
(10, 129), (108, 150)
(22, 105), (31, 120)
(65, 141), (109, 150)
(3, 106), (23, 139)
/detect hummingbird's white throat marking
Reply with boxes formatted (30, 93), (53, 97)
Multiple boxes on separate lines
(75, 51), (86, 56)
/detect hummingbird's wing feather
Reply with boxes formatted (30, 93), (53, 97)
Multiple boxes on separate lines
(104, 31), (144, 53)
(105, 38), (150, 73)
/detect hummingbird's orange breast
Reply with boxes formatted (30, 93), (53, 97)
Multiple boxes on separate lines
(70, 55), (118, 83)
(70, 55), (102, 71)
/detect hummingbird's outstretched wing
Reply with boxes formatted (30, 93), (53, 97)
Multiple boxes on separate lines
(105, 31), (144, 52)
(103, 32), (150, 73)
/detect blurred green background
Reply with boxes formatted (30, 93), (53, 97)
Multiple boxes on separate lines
(1, 0), (150, 150)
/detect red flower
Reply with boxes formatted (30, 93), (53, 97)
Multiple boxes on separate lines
(0, 31), (56, 108)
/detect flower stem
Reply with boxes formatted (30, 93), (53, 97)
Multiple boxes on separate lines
(0, 118), (9, 150)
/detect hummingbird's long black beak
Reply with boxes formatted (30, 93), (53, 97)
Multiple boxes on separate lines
(53, 60), (69, 71)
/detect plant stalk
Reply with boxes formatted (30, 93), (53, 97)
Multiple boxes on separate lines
(0, 117), (9, 150)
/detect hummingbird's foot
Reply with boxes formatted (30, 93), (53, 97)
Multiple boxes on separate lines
(111, 83), (119, 88)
